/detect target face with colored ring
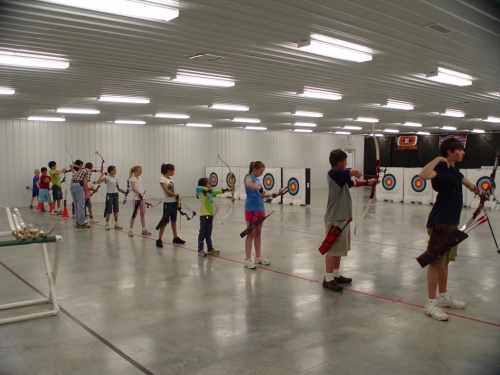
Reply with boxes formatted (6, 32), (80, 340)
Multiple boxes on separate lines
(476, 176), (492, 193)
(382, 174), (396, 191)
(209, 172), (218, 187)
(411, 175), (426, 193)
(287, 177), (300, 196)
(263, 173), (275, 190)
(226, 172), (236, 188)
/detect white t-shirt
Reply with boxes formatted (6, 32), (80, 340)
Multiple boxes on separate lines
(159, 176), (176, 203)
(130, 176), (144, 200)
(104, 175), (119, 194)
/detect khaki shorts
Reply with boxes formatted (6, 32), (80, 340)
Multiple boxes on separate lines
(324, 220), (351, 257)
(426, 225), (459, 268)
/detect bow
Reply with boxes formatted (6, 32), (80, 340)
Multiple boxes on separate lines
(123, 180), (131, 205)
(354, 123), (380, 235)
(92, 151), (105, 183)
(215, 154), (236, 225)
(178, 198), (196, 220)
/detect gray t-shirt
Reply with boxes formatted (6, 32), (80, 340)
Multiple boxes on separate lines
(324, 169), (354, 221)
(104, 175), (119, 194)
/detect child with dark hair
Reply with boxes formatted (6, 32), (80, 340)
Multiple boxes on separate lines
(128, 166), (151, 237)
(322, 149), (378, 291)
(418, 138), (477, 321)
(48, 161), (67, 215)
(96, 165), (125, 230)
(156, 164), (184, 247)
(30, 169), (40, 208)
(70, 159), (91, 228)
(84, 162), (99, 224)
(38, 167), (52, 212)
(195, 177), (234, 257)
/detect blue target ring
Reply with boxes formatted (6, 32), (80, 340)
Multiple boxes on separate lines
(382, 174), (396, 191)
(209, 172), (218, 187)
(287, 177), (299, 196)
(476, 176), (492, 193)
(226, 172), (236, 188)
(411, 175), (426, 193)
(263, 173), (275, 190)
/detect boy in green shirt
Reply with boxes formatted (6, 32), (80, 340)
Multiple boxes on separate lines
(48, 161), (67, 215)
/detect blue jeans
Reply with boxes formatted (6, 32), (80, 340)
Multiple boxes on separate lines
(70, 182), (85, 225)
(198, 215), (214, 251)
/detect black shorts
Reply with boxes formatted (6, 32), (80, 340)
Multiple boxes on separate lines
(162, 202), (178, 223)
(104, 193), (119, 215)
(52, 185), (62, 200)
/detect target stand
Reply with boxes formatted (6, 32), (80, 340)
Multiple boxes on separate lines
(282, 168), (310, 206)
(403, 168), (432, 204)
(376, 167), (404, 203)
(0, 208), (63, 325)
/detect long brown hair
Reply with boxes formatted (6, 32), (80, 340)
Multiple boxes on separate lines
(248, 161), (265, 174)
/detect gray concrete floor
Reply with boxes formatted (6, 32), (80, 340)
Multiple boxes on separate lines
(1, 189), (499, 375)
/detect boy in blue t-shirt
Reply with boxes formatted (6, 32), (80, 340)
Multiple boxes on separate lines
(30, 169), (40, 208)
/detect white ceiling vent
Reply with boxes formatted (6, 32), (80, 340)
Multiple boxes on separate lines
(422, 23), (453, 34)
(188, 53), (225, 62)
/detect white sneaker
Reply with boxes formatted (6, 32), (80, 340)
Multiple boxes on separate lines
(424, 300), (449, 321)
(244, 259), (256, 269)
(90, 219), (99, 224)
(105, 223), (110, 230)
(254, 257), (271, 265)
(114, 223), (123, 230)
(142, 229), (151, 236)
(437, 293), (466, 309)
(128, 230), (133, 237)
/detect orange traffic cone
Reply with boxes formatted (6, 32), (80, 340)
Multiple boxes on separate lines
(36, 202), (43, 210)
(61, 205), (69, 218)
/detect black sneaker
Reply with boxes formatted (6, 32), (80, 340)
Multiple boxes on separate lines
(173, 237), (185, 244)
(30, 205), (33, 209)
(156, 239), (163, 248)
(41, 208), (46, 212)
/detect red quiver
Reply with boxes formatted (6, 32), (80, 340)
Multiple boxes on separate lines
(416, 223), (469, 268)
(318, 226), (342, 255)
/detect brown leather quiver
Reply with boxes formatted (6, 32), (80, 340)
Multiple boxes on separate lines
(416, 223), (468, 268)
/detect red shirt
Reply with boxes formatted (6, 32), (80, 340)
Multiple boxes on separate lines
(39, 174), (51, 189)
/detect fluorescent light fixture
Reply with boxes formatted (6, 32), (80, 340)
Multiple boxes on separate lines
(493, 92), (500, 97)
(40, 0), (179, 22)
(185, 123), (212, 128)
(383, 129), (399, 133)
(343, 126), (362, 130)
(417, 131), (430, 135)
(232, 117), (260, 123)
(471, 129), (485, 133)
(441, 126), (456, 131)
(27, 116), (65, 121)
(210, 104), (248, 111)
(171, 74), (234, 87)
(294, 129), (313, 133)
(297, 88), (342, 100)
(402, 122), (422, 127)
(154, 113), (190, 119)
(293, 122), (316, 127)
(57, 108), (100, 114)
(381, 100), (414, 110)
(369, 133), (384, 137)
(483, 116), (500, 123)
(335, 131), (351, 135)
(115, 120), (146, 124)
(298, 33), (372, 62)
(440, 110), (464, 118)
(0, 88), (15, 95)
(0, 51), (69, 69)
(99, 96), (150, 104)
(426, 67), (472, 86)
(292, 110), (323, 117)
(354, 117), (378, 123)
(245, 126), (266, 130)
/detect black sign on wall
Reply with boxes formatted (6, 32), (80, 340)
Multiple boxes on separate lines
(363, 133), (500, 176)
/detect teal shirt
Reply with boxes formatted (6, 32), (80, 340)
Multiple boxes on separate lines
(196, 187), (224, 216)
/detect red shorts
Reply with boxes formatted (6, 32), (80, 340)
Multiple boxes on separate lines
(245, 210), (266, 223)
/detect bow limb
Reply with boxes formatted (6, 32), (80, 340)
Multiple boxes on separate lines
(354, 123), (380, 234)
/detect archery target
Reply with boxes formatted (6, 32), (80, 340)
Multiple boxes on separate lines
(476, 176), (492, 193)
(287, 177), (299, 196)
(209, 172), (219, 187)
(382, 174), (396, 191)
(263, 173), (275, 190)
(226, 172), (236, 188)
(411, 175), (426, 193)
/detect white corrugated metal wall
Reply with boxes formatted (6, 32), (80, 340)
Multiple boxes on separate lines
(0, 120), (364, 208)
